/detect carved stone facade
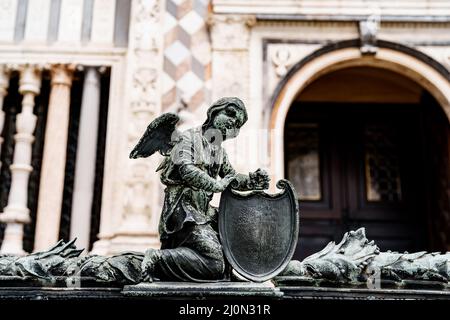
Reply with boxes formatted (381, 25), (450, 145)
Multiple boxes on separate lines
(92, 0), (164, 255)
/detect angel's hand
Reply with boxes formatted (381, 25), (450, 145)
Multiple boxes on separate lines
(213, 174), (236, 192)
(141, 249), (160, 282)
(141, 268), (153, 283)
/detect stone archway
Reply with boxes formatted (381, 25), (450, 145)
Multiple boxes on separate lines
(270, 41), (450, 183)
(269, 40), (450, 257)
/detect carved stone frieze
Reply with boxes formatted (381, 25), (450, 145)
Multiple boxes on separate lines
(271, 46), (292, 77)
(122, 0), (162, 232)
(92, 0), (164, 254)
(359, 15), (380, 55)
(209, 14), (256, 50)
(265, 42), (321, 96)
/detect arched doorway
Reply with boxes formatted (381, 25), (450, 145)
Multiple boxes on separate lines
(285, 66), (450, 259)
(270, 44), (450, 260)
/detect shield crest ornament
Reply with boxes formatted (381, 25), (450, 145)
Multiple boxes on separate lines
(218, 179), (299, 282)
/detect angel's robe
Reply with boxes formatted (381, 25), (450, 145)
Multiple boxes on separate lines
(151, 127), (252, 281)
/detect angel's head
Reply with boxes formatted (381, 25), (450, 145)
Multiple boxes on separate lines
(202, 97), (248, 140)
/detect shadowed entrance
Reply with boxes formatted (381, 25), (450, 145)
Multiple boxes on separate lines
(285, 67), (450, 260)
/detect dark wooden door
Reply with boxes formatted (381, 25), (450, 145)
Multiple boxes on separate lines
(285, 103), (428, 260)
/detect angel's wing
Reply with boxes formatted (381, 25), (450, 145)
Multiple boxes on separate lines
(129, 113), (180, 159)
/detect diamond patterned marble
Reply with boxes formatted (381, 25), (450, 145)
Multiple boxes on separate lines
(177, 71), (203, 99)
(162, 72), (176, 94)
(179, 11), (204, 35)
(162, 0), (211, 113)
(167, 0), (192, 19)
(164, 13), (178, 33)
(164, 41), (190, 66)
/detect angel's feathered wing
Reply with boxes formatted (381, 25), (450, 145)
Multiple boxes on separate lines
(129, 113), (180, 159)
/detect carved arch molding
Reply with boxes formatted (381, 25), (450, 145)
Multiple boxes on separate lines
(268, 39), (450, 180)
(269, 39), (450, 125)
(267, 39), (450, 250)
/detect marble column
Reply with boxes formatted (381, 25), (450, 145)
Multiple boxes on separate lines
(34, 65), (73, 252)
(0, 66), (10, 170)
(0, 65), (41, 255)
(69, 67), (100, 251)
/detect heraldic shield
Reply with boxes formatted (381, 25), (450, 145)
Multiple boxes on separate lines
(218, 179), (299, 282)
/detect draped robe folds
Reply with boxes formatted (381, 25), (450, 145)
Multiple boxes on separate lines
(152, 128), (252, 282)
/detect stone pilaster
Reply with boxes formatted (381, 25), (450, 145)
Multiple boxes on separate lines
(209, 14), (255, 102)
(0, 65), (41, 255)
(69, 67), (101, 251)
(34, 65), (73, 252)
(209, 14), (256, 173)
(92, 0), (164, 255)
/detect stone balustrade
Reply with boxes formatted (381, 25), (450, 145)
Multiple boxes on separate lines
(0, 64), (41, 255)
(0, 63), (103, 255)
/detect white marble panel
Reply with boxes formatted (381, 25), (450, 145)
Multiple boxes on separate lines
(0, 0), (18, 42)
(58, 0), (83, 43)
(24, 0), (51, 42)
(91, 0), (116, 44)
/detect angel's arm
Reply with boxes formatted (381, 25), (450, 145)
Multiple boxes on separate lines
(219, 151), (256, 191)
(173, 134), (224, 192)
(179, 164), (223, 192)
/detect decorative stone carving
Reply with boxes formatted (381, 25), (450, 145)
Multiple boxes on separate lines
(271, 47), (292, 77)
(209, 14), (256, 51)
(133, 0), (160, 56)
(131, 67), (158, 110)
(209, 14), (258, 105)
(265, 42), (321, 102)
(120, 162), (153, 234)
(0, 65), (42, 256)
(359, 14), (380, 55)
(122, 0), (162, 240)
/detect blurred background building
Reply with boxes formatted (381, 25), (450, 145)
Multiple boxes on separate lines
(0, 0), (449, 260)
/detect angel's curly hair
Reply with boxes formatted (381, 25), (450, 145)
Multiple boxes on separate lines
(201, 97), (248, 132)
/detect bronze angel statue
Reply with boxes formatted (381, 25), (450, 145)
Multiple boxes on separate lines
(1, 99), (449, 290)
(130, 97), (270, 282)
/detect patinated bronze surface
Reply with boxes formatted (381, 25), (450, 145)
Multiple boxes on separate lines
(219, 180), (299, 282)
(130, 97), (270, 282)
